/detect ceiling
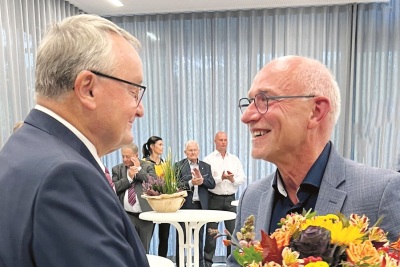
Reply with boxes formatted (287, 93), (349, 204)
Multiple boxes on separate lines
(66, 0), (389, 16)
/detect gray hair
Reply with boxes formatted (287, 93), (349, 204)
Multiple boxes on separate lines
(274, 56), (341, 125)
(35, 14), (141, 100)
(184, 140), (199, 151)
(122, 143), (139, 154)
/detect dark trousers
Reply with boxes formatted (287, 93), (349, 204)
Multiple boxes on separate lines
(158, 223), (170, 257)
(126, 212), (155, 253)
(176, 201), (204, 267)
(204, 193), (236, 265)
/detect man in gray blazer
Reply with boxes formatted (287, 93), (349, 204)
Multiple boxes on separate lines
(112, 143), (157, 253)
(228, 55), (400, 266)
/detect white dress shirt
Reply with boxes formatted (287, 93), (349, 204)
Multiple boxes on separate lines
(188, 160), (200, 201)
(203, 150), (246, 195)
(123, 167), (142, 213)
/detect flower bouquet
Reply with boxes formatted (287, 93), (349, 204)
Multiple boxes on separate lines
(141, 148), (186, 212)
(212, 210), (400, 266)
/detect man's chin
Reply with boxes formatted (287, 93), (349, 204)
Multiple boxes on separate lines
(251, 150), (264, 160)
(122, 134), (134, 146)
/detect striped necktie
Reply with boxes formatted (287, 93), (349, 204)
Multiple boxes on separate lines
(104, 167), (115, 192)
(128, 186), (137, 206)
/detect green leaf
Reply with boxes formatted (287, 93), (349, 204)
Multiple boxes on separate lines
(233, 247), (263, 267)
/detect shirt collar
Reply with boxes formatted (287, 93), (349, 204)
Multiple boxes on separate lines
(213, 150), (230, 157)
(187, 158), (199, 165)
(272, 142), (332, 196)
(35, 104), (105, 171)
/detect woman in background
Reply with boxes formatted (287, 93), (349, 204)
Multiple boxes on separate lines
(142, 136), (170, 258)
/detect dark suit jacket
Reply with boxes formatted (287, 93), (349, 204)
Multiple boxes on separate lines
(112, 160), (157, 212)
(0, 109), (149, 267)
(175, 158), (216, 209)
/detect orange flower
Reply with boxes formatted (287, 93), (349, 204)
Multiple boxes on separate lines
(253, 243), (264, 252)
(270, 230), (291, 249)
(223, 239), (232, 246)
(346, 240), (380, 265)
(390, 237), (400, 250)
(368, 227), (388, 243)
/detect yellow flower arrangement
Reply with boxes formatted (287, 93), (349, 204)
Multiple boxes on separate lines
(212, 210), (400, 267)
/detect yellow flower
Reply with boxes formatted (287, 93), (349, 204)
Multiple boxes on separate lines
(279, 213), (307, 234)
(330, 225), (364, 246)
(247, 261), (262, 267)
(281, 247), (303, 267)
(302, 215), (363, 246)
(304, 261), (329, 267)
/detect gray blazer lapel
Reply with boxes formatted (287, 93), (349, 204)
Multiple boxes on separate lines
(257, 190), (274, 232)
(257, 179), (274, 234)
(315, 147), (347, 215)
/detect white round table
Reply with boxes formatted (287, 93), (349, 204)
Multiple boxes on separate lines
(140, 209), (236, 267)
(146, 254), (174, 267)
(231, 200), (239, 206)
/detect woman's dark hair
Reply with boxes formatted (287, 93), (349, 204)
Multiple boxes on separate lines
(142, 136), (163, 158)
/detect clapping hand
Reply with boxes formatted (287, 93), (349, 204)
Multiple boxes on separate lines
(222, 170), (234, 183)
(191, 168), (204, 185)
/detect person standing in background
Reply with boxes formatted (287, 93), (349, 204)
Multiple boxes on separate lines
(203, 131), (246, 267)
(112, 143), (157, 253)
(142, 136), (171, 257)
(175, 140), (216, 267)
(0, 14), (149, 266)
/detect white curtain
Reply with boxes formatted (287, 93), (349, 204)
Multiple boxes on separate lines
(1, 0), (399, 260)
(0, 0), (81, 144)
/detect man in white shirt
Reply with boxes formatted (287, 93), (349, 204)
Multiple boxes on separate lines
(203, 132), (246, 267)
(112, 143), (157, 253)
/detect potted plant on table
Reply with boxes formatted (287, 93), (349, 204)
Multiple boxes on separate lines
(141, 148), (187, 212)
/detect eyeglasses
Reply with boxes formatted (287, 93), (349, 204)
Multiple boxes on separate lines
(238, 92), (315, 114)
(89, 70), (146, 107)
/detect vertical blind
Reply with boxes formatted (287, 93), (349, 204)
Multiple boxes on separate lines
(1, 0), (399, 259)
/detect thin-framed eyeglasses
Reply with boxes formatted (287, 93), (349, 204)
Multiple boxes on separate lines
(238, 92), (315, 114)
(89, 70), (146, 107)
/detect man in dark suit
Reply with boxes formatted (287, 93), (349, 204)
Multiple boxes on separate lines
(112, 143), (157, 253)
(0, 15), (149, 267)
(175, 140), (216, 267)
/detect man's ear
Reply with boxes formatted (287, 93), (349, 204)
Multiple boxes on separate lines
(73, 70), (97, 110)
(308, 96), (330, 129)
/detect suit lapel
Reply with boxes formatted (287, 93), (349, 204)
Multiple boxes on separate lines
(258, 186), (274, 233)
(181, 160), (191, 178)
(315, 147), (347, 215)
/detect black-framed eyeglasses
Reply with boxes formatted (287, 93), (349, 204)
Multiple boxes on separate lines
(238, 92), (315, 114)
(89, 70), (146, 107)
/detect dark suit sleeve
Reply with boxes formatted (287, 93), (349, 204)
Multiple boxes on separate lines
(112, 165), (131, 195)
(33, 162), (149, 266)
(175, 161), (192, 190)
(136, 160), (157, 182)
